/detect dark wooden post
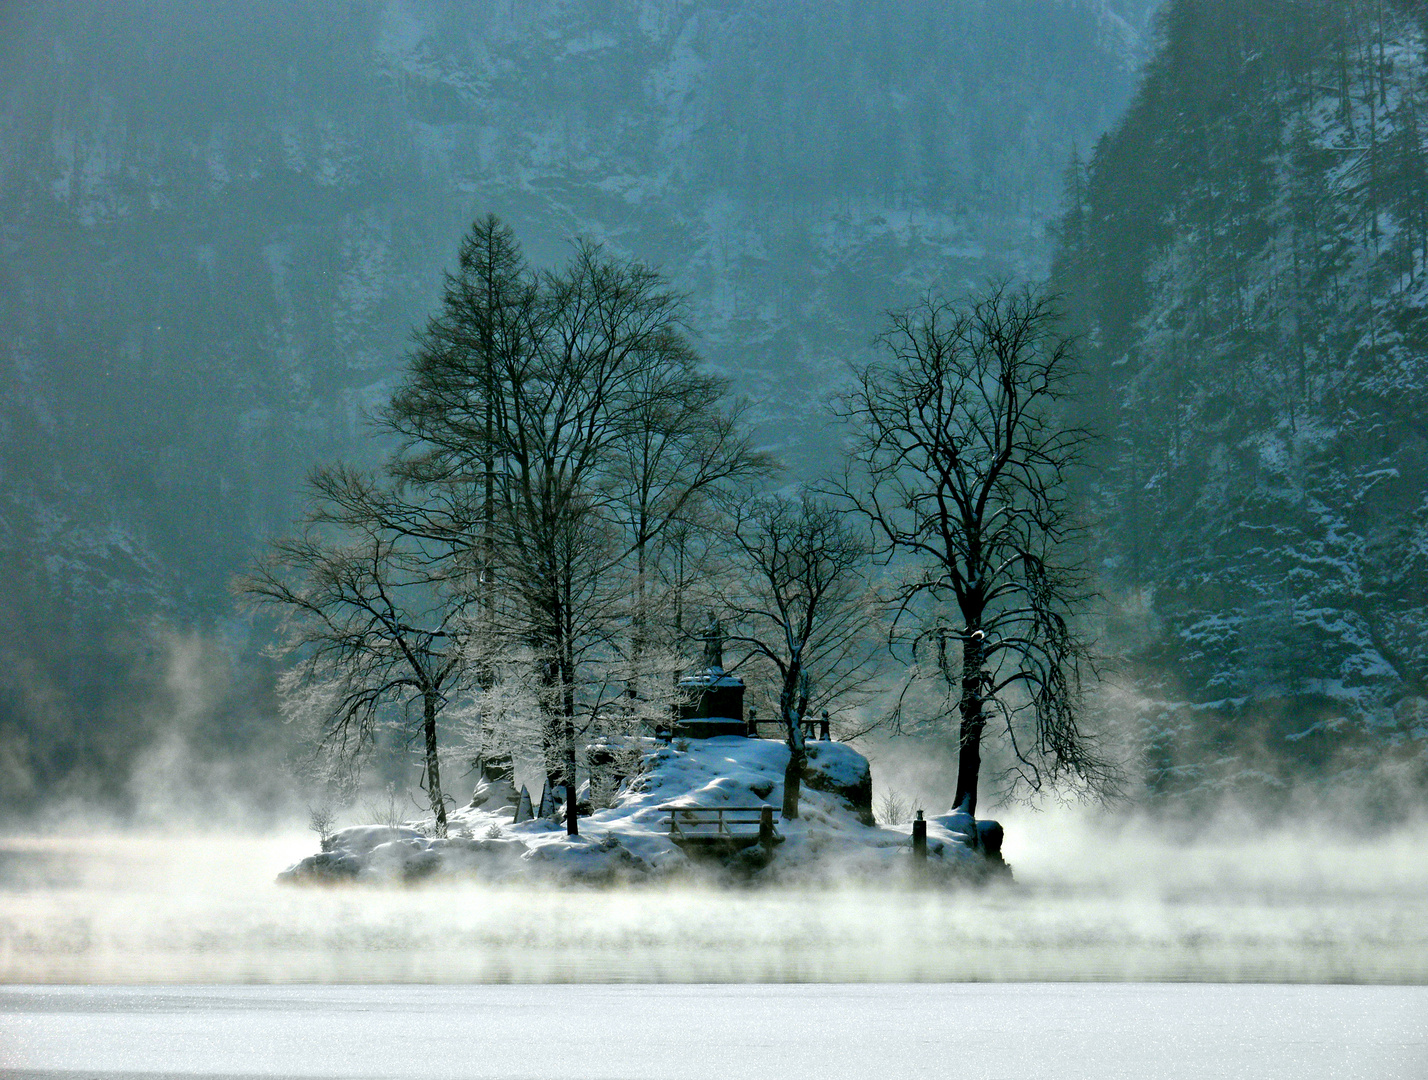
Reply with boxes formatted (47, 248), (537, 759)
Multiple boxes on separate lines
(759, 805), (775, 852)
(819, 711), (830, 740)
(746, 707), (758, 738)
(912, 809), (927, 862)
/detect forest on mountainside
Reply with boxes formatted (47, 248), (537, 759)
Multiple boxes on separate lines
(1052, 0), (1428, 813)
(0, 0), (1156, 812)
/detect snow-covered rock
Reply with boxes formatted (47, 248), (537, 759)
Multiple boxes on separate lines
(327, 825), (426, 855)
(468, 776), (518, 814)
(279, 738), (1006, 887)
(276, 849), (364, 883)
(802, 741), (874, 825)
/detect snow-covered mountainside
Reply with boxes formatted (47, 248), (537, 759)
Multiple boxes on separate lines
(0, 0), (1159, 804)
(1051, 0), (1428, 805)
(279, 737), (1004, 885)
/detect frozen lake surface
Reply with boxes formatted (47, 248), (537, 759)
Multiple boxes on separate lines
(1, 982), (1425, 1079)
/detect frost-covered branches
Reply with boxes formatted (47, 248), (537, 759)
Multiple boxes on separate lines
(238, 468), (465, 836)
(380, 216), (770, 834)
(721, 491), (881, 818)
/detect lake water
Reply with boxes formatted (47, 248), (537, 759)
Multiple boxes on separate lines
(1, 982), (1425, 1079)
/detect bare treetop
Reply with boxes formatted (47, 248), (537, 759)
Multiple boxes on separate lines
(831, 283), (1116, 813)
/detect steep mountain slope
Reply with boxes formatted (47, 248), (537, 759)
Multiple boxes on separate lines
(0, 0), (1157, 805)
(1052, 0), (1428, 807)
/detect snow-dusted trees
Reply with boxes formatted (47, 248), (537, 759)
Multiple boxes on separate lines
(238, 467), (464, 837)
(833, 285), (1111, 815)
(241, 217), (765, 836)
(722, 492), (879, 819)
(1047, 0), (1428, 806)
(384, 216), (769, 834)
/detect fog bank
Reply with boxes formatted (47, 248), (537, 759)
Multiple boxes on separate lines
(2, 809), (1423, 984)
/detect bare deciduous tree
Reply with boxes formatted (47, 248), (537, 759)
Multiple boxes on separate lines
(238, 468), (463, 837)
(722, 492), (880, 819)
(608, 352), (768, 707)
(385, 220), (769, 834)
(832, 284), (1115, 815)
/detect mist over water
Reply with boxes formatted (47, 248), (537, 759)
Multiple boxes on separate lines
(3, 809), (1423, 985)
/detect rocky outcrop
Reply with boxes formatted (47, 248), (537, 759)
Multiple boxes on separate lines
(278, 830), (532, 885)
(278, 737), (998, 887)
(801, 742), (874, 826)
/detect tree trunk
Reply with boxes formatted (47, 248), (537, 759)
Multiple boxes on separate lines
(562, 637), (579, 836)
(627, 536), (647, 705)
(782, 729), (804, 820)
(952, 630), (986, 818)
(539, 649), (564, 806)
(780, 665), (805, 820)
(423, 690), (448, 838)
(564, 712), (579, 836)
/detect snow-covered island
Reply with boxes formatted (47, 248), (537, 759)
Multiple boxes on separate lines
(279, 737), (1009, 887)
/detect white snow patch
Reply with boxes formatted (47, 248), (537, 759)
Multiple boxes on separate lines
(281, 737), (994, 887)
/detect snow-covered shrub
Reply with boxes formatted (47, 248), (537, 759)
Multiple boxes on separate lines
(359, 782), (407, 829)
(876, 789), (910, 825)
(308, 804), (337, 851)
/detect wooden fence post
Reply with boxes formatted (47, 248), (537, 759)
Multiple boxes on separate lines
(760, 805), (775, 852)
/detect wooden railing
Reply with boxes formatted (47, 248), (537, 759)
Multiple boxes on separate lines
(659, 804), (779, 850)
(743, 710), (832, 740)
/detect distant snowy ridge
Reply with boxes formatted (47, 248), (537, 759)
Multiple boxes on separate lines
(1, 0), (1158, 806)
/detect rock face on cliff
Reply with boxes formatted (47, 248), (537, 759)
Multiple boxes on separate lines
(802, 742), (874, 827)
